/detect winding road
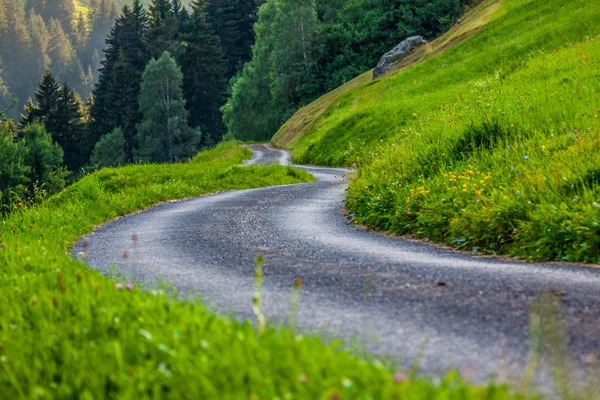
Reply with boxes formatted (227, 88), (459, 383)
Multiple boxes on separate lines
(75, 144), (600, 385)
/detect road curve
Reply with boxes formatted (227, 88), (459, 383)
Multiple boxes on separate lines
(75, 144), (600, 385)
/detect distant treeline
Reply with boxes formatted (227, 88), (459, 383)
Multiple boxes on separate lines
(0, 0), (259, 212)
(0, 0), (470, 211)
(225, 0), (472, 141)
(0, 0), (117, 113)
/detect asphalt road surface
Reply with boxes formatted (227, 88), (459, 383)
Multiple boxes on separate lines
(75, 144), (600, 386)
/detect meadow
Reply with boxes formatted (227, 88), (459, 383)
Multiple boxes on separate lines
(280, 0), (600, 262)
(0, 142), (523, 398)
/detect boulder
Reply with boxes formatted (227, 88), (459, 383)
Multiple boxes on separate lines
(373, 36), (427, 78)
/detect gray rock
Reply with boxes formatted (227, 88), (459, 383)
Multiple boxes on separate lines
(373, 36), (427, 78)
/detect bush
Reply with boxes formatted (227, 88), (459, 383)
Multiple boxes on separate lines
(90, 127), (127, 168)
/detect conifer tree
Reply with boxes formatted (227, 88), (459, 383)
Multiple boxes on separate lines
(25, 0), (47, 19)
(20, 71), (89, 171)
(205, 0), (257, 78)
(54, 83), (89, 171)
(27, 9), (52, 80)
(147, 0), (178, 58)
(134, 52), (200, 163)
(177, 2), (227, 145)
(20, 70), (61, 132)
(84, 0), (117, 75)
(0, 0), (34, 107)
(74, 12), (88, 49)
(90, 0), (150, 160)
(48, 18), (76, 76)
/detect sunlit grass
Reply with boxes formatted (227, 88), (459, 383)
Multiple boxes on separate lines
(0, 142), (523, 398)
(286, 0), (600, 262)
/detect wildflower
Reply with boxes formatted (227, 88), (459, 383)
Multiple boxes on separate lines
(0, 243), (4, 249)
(299, 374), (308, 383)
(572, 198), (578, 203)
(574, 129), (578, 134)
(524, 156), (529, 160)
(510, 166), (515, 171)
(393, 371), (407, 384)
(126, 283), (135, 291)
(564, 129), (568, 133)
(116, 283), (124, 291)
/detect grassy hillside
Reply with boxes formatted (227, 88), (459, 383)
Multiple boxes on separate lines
(277, 0), (600, 262)
(0, 142), (521, 398)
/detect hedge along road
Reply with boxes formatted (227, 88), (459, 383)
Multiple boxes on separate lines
(75, 144), (600, 385)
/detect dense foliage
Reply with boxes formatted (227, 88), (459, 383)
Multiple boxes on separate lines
(0, 122), (67, 212)
(0, 0), (259, 210)
(134, 51), (201, 162)
(90, 0), (257, 156)
(285, 0), (600, 263)
(225, 0), (472, 141)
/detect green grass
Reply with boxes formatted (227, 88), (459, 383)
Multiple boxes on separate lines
(0, 141), (522, 398)
(282, 0), (600, 262)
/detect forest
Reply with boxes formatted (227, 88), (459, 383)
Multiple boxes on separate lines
(0, 0), (469, 212)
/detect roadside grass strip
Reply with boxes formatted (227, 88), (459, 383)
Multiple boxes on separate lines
(289, 0), (600, 262)
(0, 142), (525, 398)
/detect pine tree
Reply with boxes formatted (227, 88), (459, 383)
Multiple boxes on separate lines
(54, 83), (89, 171)
(25, 0), (47, 19)
(20, 70), (61, 132)
(90, 0), (150, 160)
(0, 0), (34, 109)
(177, 2), (227, 145)
(147, 0), (178, 58)
(134, 52), (200, 163)
(74, 12), (88, 49)
(48, 18), (75, 67)
(84, 0), (117, 75)
(205, 0), (258, 79)
(27, 9), (52, 80)
(20, 71), (89, 171)
(44, 0), (76, 38)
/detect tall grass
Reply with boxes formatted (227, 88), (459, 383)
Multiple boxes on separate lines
(289, 0), (600, 262)
(0, 142), (520, 398)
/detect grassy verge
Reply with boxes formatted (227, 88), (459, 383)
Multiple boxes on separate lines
(0, 142), (519, 398)
(281, 0), (600, 262)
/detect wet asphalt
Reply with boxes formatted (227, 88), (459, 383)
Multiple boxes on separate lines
(74, 144), (600, 387)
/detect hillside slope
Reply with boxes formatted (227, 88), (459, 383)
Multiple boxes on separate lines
(274, 0), (600, 262)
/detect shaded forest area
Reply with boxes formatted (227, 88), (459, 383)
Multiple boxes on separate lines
(0, 0), (469, 211)
(0, 0), (259, 211)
